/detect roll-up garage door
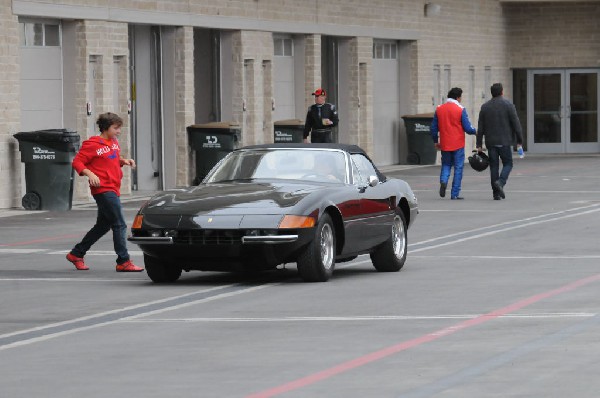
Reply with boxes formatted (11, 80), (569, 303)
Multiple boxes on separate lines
(373, 40), (400, 165)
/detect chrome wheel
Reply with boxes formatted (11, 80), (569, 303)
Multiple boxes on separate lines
(392, 216), (406, 259)
(320, 223), (334, 270)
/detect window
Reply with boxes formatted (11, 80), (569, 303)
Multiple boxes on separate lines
(373, 41), (397, 60)
(351, 154), (379, 185)
(19, 21), (60, 47)
(274, 37), (293, 57)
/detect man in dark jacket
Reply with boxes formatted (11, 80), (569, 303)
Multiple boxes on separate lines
(303, 88), (339, 143)
(477, 83), (524, 200)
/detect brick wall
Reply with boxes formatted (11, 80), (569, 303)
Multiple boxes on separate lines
(505, 2), (600, 68)
(0, 0), (21, 208)
(71, 20), (131, 201)
(230, 30), (274, 146)
(6, 0), (598, 208)
(174, 26), (195, 186)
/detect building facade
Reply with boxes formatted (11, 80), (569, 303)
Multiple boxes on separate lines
(1, 0), (599, 208)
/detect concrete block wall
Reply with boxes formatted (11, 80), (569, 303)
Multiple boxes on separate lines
(304, 34), (322, 111)
(0, 0), (21, 208)
(348, 37), (374, 156)
(505, 2), (600, 68)
(70, 20), (131, 201)
(231, 30), (274, 146)
(5, 0), (597, 208)
(174, 26), (195, 186)
(414, 0), (511, 153)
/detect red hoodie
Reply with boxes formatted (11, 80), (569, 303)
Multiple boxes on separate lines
(72, 135), (124, 196)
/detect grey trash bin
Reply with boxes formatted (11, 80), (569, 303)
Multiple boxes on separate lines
(13, 129), (80, 211)
(401, 113), (437, 165)
(274, 119), (305, 143)
(187, 122), (241, 184)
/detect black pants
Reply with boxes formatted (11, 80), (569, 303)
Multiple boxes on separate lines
(311, 130), (333, 143)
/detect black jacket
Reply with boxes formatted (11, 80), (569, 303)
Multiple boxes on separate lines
(303, 103), (339, 139)
(477, 96), (523, 148)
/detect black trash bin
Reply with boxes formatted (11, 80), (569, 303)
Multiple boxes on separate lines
(13, 129), (80, 211)
(274, 119), (305, 143)
(187, 122), (241, 184)
(402, 113), (437, 165)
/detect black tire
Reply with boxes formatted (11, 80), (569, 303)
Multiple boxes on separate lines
(297, 213), (336, 282)
(22, 192), (41, 210)
(144, 254), (182, 283)
(407, 152), (420, 165)
(370, 211), (407, 272)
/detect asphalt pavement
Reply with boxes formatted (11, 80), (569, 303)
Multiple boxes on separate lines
(1, 154), (599, 397)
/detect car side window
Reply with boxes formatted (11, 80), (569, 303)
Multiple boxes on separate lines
(351, 154), (378, 186)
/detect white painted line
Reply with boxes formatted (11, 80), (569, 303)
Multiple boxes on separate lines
(410, 203), (600, 252)
(46, 250), (143, 256)
(124, 312), (596, 323)
(0, 284), (236, 351)
(0, 278), (146, 282)
(412, 255), (600, 259)
(0, 248), (46, 254)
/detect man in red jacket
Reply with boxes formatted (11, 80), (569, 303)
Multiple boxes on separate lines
(66, 112), (143, 272)
(430, 87), (477, 200)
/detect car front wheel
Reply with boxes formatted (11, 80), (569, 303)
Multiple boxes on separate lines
(370, 211), (407, 272)
(144, 254), (183, 283)
(297, 213), (336, 282)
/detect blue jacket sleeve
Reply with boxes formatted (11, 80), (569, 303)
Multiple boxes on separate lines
(461, 109), (476, 135)
(430, 112), (439, 143)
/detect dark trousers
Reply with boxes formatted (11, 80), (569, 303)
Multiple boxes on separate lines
(488, 145), (513, 195)
(310, 130), (333, 143)
(71, 191), (130, 264)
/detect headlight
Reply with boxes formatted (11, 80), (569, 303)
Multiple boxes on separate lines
(278, 215), (316, 229)
(132, 214), (143, 229)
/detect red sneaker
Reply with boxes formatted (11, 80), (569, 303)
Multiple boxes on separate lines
(116, 260), (144, 272)
(66, 253), (89, 270)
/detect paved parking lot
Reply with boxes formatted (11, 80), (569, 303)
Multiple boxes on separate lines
(1, 154), (599, 397)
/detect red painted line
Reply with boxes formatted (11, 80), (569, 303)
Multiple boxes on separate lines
(247, 273), (600, 398)
(0, 233), (82, 247)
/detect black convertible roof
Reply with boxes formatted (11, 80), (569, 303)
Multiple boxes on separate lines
(240, 143), (367, 155)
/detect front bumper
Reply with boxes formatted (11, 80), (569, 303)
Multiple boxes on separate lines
(128, 229), (311, 271)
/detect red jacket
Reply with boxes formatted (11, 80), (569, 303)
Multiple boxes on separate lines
(72, 136), (124, 196)
(431, 99), (476, 151)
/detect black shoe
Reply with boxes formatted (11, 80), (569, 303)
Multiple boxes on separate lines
(451, 196), (464, 200)
(493, 181), (505, 199)
(439, 182), (447, 198)
(493, 196), (501, 200)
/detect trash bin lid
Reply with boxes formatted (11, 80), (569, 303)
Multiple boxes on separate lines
(188, 121), (240, 129)
(274, 119), (304, 126)
(401, 112), (434, 119)
(13, 129), (80, 143)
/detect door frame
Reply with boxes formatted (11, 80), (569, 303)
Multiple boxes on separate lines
(527, 68), (600, 153)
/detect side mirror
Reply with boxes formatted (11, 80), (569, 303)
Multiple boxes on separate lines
(368, 175), (379, 187)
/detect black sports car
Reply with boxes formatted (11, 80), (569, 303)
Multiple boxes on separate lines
(128, 143), (418, 283)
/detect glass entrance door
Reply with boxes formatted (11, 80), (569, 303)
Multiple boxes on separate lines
(528, 69), (599, 153)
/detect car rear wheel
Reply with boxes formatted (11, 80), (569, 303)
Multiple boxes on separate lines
(370, 211), (407, 272)
(144, 254), (183, 283)
(297, 213), (335, 282)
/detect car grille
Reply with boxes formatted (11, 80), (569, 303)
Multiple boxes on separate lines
(173, 230), (244, 245)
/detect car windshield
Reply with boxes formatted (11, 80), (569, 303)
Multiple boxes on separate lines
(204, 149), (347, 184)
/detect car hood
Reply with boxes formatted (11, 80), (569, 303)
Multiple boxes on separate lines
(142, 180), (325, 216)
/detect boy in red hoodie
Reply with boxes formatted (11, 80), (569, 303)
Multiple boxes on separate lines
(66, 112), (143, 272)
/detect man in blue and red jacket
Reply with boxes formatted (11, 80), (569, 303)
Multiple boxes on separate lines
(430, 87), (477, 200)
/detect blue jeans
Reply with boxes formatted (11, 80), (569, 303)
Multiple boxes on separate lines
(488, 145), (513, 196)
(440, 147), (465, 198)
(71, 191), (130, 265)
